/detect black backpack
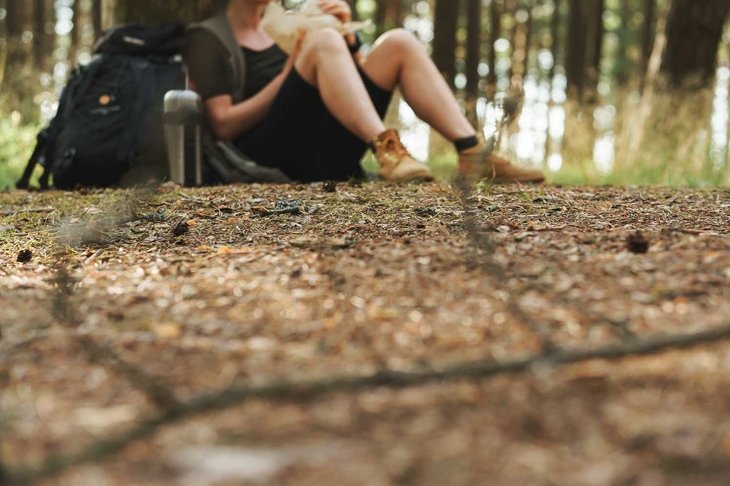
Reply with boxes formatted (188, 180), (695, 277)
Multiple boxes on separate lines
(17, 23), (186, 190)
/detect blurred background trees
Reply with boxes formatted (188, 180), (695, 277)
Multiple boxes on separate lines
(1, 0), (729, 186)
(661, 0), (730, 87)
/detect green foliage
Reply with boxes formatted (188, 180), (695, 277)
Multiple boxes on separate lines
(0, 117), (40, 190)
(546, 148), (730, 188)
(0, 55), (47, 189)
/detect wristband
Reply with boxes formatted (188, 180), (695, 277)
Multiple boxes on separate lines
(347, 31), (363, 54)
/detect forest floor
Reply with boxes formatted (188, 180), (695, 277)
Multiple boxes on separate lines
(1, 182), (730, 486)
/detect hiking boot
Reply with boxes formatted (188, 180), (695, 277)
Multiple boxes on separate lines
(373, 129), (434, 182)
(458, 141), (545, 184)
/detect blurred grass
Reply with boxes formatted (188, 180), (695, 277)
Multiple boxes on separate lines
(0, 117), (40, 190)
(0, 57), (46, 190)
(2, 75), (729, 189)
(392, 143), (730, 188)
(3, 118), (728, 189)
(405, 84), (730, 188)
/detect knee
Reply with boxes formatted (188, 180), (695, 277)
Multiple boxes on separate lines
(376, 28), (422, 53)
(305, 27), (348, 56)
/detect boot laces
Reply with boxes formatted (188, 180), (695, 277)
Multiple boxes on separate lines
(375, 131), (410, 166)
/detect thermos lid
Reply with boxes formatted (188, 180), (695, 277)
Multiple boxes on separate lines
(164, 89), (203, 111)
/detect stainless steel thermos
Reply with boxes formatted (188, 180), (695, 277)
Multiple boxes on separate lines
(163, 88), (203, 186)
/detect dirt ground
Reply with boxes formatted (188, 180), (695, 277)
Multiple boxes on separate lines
(1, 182), (729, 486)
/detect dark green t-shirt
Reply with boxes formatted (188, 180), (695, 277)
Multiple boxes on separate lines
(185, 29), (288, 101)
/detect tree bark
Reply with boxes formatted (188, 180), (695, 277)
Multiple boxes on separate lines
(349, 0), (359, 21)
(113, 0), (215, 24)
(92, 0), (102, 37)
(374, 0), (386, 34)
(70, 0), (83, 63)
(509, 0), (531, 87)
(432, 0), (459, 89)
(6, 0), (32, 68)
(660, 0), (730, 88)
(90, 0), (222, 36)
(0, 0), (6, 92)
(640, 0), (655, 82)
(615, 0), (631, 85)
(506, 0), (518, 81)
(375, 0), (403, 35)
(565, 0), (604, 102)
(523, 0), (534, 73)
(465, 0), (482, 125)
(549, 0), (561, 77)
(486, 0), (502, 100)
(4, 0), (39, 122)
(33, 0), (54, 70)
(6, 0), (29, 38)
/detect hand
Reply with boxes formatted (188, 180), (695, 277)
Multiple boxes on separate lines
(283, 28), (307, 75)
(318, 0), (352, 23)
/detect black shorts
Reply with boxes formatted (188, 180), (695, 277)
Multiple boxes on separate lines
(234, 67), (392, 182)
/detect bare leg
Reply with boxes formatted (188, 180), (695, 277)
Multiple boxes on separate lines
(295, 28), (385, 143)
(361, 29), (476, 142)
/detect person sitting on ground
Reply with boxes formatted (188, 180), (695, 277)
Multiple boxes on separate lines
(184, 0), (545, 184)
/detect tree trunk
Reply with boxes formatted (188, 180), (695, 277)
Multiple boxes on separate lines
(113, 0), (215, 24)
(70, 0), (82, 63)
(92, 0), (102, 37)
(506, 0), (518, 81)
(465, 0), (482, 125)
(33, 0), (54, 71)
(660, 0), (730, 88)
(101, 0), (117, 30)
(5, 0), (38, 122)
(565, 0), (604, 102)
(523, 0), (534, 73)
(509, 0), (531, 87)
(549, 0), (562, 77)
(374, 0), (386, 34)
(375, 0), (403, 35)
(6, 0), (32, 68)
(432, 0), (460, 89)
(0, 0), (6, 92)
(91, 0), (222, 35)
(7, 0), (28, 37)
(615, 0), (631, 84)
(349, 0), (359, 21)
(486, 0), (502, 100)
(640, 0), (655, 81)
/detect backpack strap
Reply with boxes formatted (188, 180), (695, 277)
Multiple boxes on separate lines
(16, 129), (49, 189)
(188, 12), (246, 103)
